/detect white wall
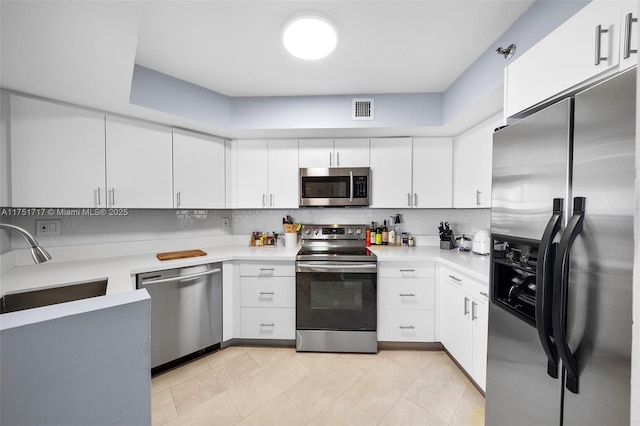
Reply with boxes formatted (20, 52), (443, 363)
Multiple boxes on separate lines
(0, 291), (152, 425)
(6, 207), (490, 251)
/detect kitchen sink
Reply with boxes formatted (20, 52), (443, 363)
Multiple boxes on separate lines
(0, 279), (108, 314)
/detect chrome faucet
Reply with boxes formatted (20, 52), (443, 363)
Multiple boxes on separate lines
(0, 223), (52, 264)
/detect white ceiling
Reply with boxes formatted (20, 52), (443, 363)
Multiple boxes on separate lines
(135, 0), (534, 97)
(0, 0), (534, 137)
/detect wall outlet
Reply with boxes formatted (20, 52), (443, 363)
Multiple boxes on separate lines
(36, 219), (61, 236)
(221, 218), (230, 230)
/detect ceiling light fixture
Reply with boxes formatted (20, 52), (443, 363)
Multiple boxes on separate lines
(282, 11), (338, 60)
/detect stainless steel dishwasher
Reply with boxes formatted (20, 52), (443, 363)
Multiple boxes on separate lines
(137, 263), (222, 374)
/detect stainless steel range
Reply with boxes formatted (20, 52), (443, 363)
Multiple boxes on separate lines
(295, 224), (377, 353)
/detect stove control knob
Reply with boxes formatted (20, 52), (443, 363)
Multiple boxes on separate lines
(347, 227), (354, 235)
(313, 227), (320, 236)
(355, 228), (362, 235)
(304, 227), (312, 235)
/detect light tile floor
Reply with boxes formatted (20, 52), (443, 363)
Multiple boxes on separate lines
(151, 346), (485, 426)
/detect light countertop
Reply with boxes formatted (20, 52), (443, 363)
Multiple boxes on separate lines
(1, 243), (489, 298)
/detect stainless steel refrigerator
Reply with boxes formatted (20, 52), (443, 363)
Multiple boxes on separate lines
(485, 67), (636, 426)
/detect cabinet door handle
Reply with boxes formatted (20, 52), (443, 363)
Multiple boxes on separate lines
(472, 301), (478, 320)
(262, 193), (266, 207)
(413, 193), (418, 207)
(624, 13), (638, 59)
(336, 151), (340, 167)
(595, 24), (609, 65)
(96, 187), (101, 206)
(480, 291), (488, 298)
(464, 297), (470, 316)
(176, 191), (181, 208)
(399, 293), (416, 297)
(449, 274), (462, 283)
(399, 269), (415, 272)
(476, 190), (481, 206)
(407, 193), (411, 207)
(329, 152), (333, 167)
(399, 325), (416, 330)
(110, 188), (115, 206)
(260, 323), (275, 327)
(259, 292), (275, 295)
(270, 194), (274, 207)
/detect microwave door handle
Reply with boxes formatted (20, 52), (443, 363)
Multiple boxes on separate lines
(349, 171), (354, 203)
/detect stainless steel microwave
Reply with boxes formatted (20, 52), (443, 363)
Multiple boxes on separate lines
(299, 167), (370, 207)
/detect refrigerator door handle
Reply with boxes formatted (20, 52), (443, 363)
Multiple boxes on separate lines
(536, 198), (563, 379)
(552, 196), (586, 394)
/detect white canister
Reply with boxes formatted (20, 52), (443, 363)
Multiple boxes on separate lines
(284, 233), (298, 248)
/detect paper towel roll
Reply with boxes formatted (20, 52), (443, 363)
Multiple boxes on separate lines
(284, 233), (298, 248)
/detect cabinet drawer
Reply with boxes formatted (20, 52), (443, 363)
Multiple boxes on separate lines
(240, 277), (295, 308)
(378, 278), (434, 310)
(377, 309), (435, 342)
(239, 262), (295, 277)
(378, 261), (434, 278)
(442, 266), (487, 296)
(240, 307), (295, 339)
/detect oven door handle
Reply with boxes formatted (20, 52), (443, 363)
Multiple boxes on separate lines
(296, 262), (377, 273)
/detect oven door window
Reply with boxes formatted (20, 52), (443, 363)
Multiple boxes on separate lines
(296, 272), (376, 331)
(301, 176), (350, 199)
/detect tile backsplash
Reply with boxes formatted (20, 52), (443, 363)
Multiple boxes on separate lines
(2, 208), (490, 251)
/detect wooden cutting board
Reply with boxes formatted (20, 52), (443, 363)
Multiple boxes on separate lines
(156, 249), (207, 261)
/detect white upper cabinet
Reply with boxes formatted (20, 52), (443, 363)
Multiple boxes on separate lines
(105, 116), (173, 208)
(453, 115), (500, 208)
(173, 129), (226, 209)
(10, 95), (106, 208)
(619, 1), (639, 71)
(412, 138), (453, 208)
(234, 140), (269, 208)
(298, 138), (369, 168)
(298, 139), (333, 168)
(333, 138), (370, 167)
(370, 137), (413, 208)
(506, 1), (636, 116)
(371, 137), (452, 208)
(234, 139), (298, 208)
(267, 139), (299, 208)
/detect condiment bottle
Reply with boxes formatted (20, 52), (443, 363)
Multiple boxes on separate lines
(382, 220), (389, 245)
(375, 223), (382, 245)
(388, 217), (396, 246)
(370, 222), (376, 245)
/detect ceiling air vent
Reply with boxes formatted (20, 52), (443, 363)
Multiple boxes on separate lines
(352, 98), (374, 121)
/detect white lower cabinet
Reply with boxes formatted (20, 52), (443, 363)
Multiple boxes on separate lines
(471, 296), (488, 389)
(377, 261), (435, 342)
(378, 309), (435, 342)
(238, 261), (295, 340)
(239, 307), (295, 340)
(440, 265), (489, 390)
